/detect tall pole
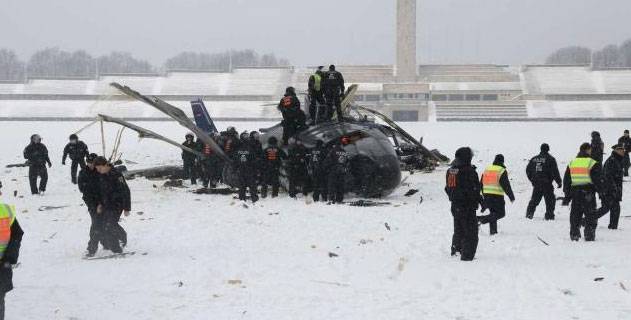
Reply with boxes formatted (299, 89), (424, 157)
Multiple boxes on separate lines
(396, 0), (418, 82)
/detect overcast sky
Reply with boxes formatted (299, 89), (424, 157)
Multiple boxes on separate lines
(1, 0), (630, 66)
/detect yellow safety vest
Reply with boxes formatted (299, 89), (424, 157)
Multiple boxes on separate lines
(482, 165), (506, 196)
(0, 204), (16, 259)
(313, 73), (322, 92)
(569, 157), (596, 186)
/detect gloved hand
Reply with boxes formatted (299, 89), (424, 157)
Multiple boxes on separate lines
(561, 197), (571, 206)
(557, 182), (562, 189)
(62, 161), (66, 166)
(48, 162), (52, 168)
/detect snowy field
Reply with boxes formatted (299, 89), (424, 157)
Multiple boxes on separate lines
(1, 121), (630, 319)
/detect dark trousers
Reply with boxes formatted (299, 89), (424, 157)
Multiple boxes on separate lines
(183, 159), (197, 184)
(0, 291), (4, 320)
(70, 159), (86, 184)
(261, 167), (280, 198)
(597, 198), (621, 229)
(311, 168), (328, 202)
(200, 158), (219, 188)
(325, 94), (342, 121)
(526, 184), (556, 219)
(103, 209), (126, 253)
(288, 166), (307, 198)
(481, 195), (506, 235)
(451, 204), (479, 261)
(569, 189), (597, 241)
(624, 153), (630, 177)
(28, 165), (48, 194)
(309, 91), (326, 124)
(238, 172), (258, 203)
(327, 168), (345, 203)
(86, 204), (104, 253)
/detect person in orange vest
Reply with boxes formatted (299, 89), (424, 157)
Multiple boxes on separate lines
(0, 199), (24, 319)
(478, 154), (515, 235)
(563, 143), (603, 241)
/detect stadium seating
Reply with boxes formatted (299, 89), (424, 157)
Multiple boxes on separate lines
(434, 102), (528, 120)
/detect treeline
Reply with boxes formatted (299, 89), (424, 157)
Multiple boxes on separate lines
(545, 38), (631, 68)
(0, 48), (290, 81)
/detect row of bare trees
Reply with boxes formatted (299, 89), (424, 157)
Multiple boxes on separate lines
(0, 48), (290, 81)
(545, 39), (631, 68)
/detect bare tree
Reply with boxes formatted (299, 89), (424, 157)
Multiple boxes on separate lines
(97, 52), (154, 74)
(0, 49), (25, 81)
(27, 47), (95, 78)
(545, 46), (592, 65)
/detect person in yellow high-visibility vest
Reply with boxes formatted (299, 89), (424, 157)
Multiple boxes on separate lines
(307, 66), (326, 124)
(0, 185), (25, 319)
(563, 143), (603, 241)
(478, 154), (515, 235)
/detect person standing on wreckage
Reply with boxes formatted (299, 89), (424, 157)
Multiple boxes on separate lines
(94, 157), (131, 254)
(444, 147), (483, 261)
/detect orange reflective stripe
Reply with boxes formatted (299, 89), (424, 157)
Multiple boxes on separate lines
(570, 167), (590, 175)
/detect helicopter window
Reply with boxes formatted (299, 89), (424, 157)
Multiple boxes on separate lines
(366, 95), (381, 102)
(465, 94), (481, 101)
(432, 94), (448, 101)
(482, 94), (498, 101)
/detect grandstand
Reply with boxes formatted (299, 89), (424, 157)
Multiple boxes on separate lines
(1, 65), (630, 121)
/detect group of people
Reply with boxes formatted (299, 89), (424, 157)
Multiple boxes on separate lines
(24, 133), (132, 257)
(180, 128), (351, 204)
(278, 65), (346, 145)
(446, 130), (631, 261)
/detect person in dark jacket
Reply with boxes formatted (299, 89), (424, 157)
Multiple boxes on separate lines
(618, 130), (631, 177)
(23, 134), (52, 195)
(308, 140), (328, 202)
(596, 144), (625, 229)
(182, 133), (198, 185)
(525, 143), (563, 220)
(62, 134), (89, 184)
(223, 127), (240, 157)
(287, 138), (309, 198)
(94, 157), (131, 253)
(78, 154), (104, 257)
(261, 137), (287, 198)
(198, 135), (221, 189)
(233, 132), (259, 203)
(249, 131), (264, 189)
(308, 66), (326, 124)
(322, 65), (346, 122)
(325, 140), (349, 204)
(591, 131), (605, 164)
(445, 147), (482, 261)
(278, 87), (307, 145)
(0, 203), (23, 320)
(563, 143), (603, 241)
(478, 154), (515, 235)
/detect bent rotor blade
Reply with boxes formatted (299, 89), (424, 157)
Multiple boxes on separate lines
(355, 105), (442, 162)
(109, 82), (231, 162)
(98, 114), (205, 158)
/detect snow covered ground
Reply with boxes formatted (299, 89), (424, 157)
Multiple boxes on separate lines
(1, 121), (630, 319)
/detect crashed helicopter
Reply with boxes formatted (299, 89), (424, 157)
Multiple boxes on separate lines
(97, 82), (447, 198)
